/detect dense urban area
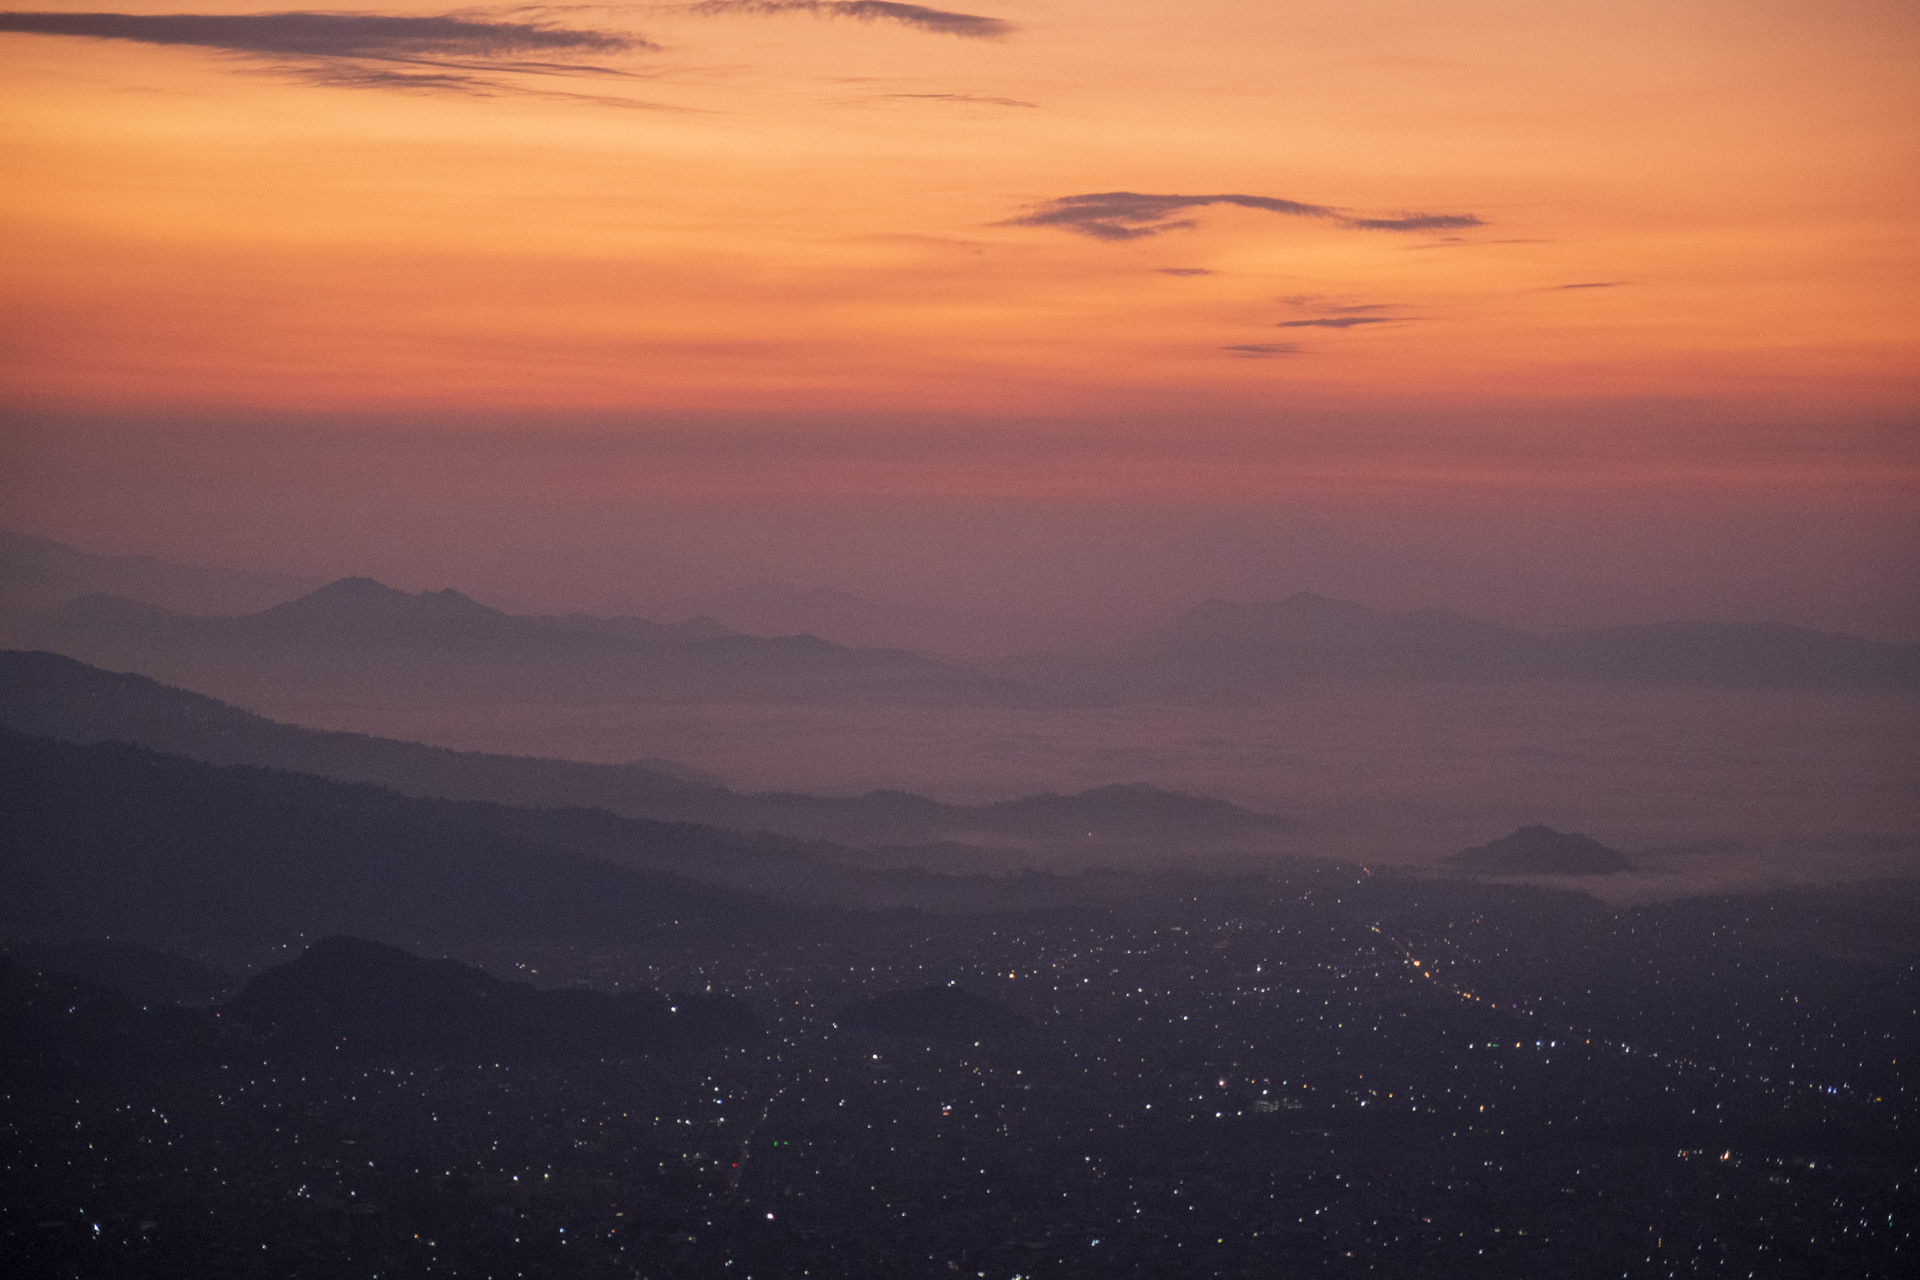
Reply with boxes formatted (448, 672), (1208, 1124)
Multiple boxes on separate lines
(6, 868), (1914, 1278)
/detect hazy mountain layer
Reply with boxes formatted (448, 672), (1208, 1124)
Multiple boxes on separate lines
(0, 528), (318, 643)
(1113, 592), (1920, 693)
(15, 575), (1044, 708)
(0, 650), (1296, 853)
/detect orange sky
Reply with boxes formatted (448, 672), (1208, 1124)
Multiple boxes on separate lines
(1, 1), (1916, 637)
(2, 0), (1915, 418)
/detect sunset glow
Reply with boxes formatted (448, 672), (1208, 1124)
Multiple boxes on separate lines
(3, 0), (1914, 418)
(1, 1), (1916, 644)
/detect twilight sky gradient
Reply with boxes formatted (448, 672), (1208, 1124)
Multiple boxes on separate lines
(2, 1), (1916, 644)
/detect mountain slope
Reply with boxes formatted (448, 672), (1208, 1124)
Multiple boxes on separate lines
(227, 936), (756, 1058)
(0, 727), (796, 948)
(0, 650), (1295, 851)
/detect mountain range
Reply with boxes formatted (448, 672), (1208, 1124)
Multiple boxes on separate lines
(1113, 593), (1919, 692)
(0, 529), (319, 643)
(6, 532), (1911, 701)
(0, 649), (1294, 855)
(14, 574), (1041, 708)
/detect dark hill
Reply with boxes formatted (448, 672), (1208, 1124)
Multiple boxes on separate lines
(7, 940), (233, 1004)
(1446, 826), (1633, 875)
(226, 936), (754, 1059)
(840, 984), (1033, 1042)
(0, 727), (794, 948)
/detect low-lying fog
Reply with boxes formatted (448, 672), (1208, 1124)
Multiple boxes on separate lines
(259, 681), (1917, 903)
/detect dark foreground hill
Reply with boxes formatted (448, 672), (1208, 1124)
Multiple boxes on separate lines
(5, 939), (234, 1004)
(227, 936), (755, 1059)
(0, 937), (754, 1091)
(0, 649), (1296, 851)
(839, 984), (1033, 1042)
(1446, 825), (1633, 875)
(0, 727), (795, 949)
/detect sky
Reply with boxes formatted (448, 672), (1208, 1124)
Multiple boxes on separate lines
(1, 1), (1916, 644)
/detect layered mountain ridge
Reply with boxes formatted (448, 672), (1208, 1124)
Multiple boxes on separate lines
(0, 649), (1294, 853)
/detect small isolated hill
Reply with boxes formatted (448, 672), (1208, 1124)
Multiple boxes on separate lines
(840, 984), (1033, 1042)
(1446, 826), (1633, 876)
(226, 936), (754, 1060)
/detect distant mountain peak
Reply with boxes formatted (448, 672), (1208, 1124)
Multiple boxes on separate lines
(1447, 825), (1632, 875)
(282, 577), (493, 611)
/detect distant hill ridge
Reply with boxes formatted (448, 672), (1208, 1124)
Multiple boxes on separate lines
(0, 529), (321, 644)
(1129, 592), (1919, 691)
(0, 649), (1294, 850)
(16, 575), (1045, 708)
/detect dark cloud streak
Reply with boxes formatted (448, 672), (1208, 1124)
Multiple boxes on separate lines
(688, 1), (1012, 40)
(1276, 317), (1398, 329)
(1000, 191), (1481, 240)
(884, 92), (1035, 107)
(0, 10), (650, 96)
(1223, 343), (1304, 358)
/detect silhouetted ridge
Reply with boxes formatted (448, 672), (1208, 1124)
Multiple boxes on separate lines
(0, 650), (1293, 850)
(8, 940), (232, 1004)
(226, 936), (755, 1059)
(1447, 826), (1632, 875)
(0, 727), (793, 946)
(840, 984), (1032, 1041)
(15, 576), (1045, 707)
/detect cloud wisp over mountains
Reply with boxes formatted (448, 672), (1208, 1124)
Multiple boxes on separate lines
(686, 1), (1013, 40)
(0, 10), (651, 94)
(1000, 192), (1483, 241)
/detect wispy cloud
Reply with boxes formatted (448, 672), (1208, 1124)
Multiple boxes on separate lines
(883, 92), (1035, 107)
(1157, 268), (1213, 277)
(1344, 214), (1480, 232)
(1276, 317), (1397, 329)
(999, 191), (1482, 241)
(1279, 296), (1392, 314)
(1223, 343), (1304, 358)
(1550, 281), (1631, 290)
(686, 1), (1012, 39)
(0, 10), (650, 95)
